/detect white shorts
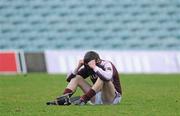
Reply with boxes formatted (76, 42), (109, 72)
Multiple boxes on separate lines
(93, 91), (122, 105)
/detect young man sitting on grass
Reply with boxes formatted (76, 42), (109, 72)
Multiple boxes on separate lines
(47, 51), (122, 105)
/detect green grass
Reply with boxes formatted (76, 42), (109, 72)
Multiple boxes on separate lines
(0, 73), (180, 116)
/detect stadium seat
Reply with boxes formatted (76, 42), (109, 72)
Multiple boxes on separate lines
(0, 0), (180, 51)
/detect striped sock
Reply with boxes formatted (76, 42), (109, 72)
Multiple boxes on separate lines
(81, 89), (96, 102)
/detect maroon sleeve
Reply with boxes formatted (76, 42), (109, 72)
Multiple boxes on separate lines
(66, 67), (93, 82)
(66, 73), (76, 82)
(77, 67), (93, 79)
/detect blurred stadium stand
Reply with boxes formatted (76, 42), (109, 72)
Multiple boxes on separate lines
(0, 0), (180, 51)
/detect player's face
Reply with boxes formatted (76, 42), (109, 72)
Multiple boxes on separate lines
(84, 59), (99, 69)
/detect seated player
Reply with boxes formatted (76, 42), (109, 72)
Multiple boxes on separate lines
(47, 51), (122, 105)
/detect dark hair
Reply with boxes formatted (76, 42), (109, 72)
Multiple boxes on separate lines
(83, 51), (100, 64)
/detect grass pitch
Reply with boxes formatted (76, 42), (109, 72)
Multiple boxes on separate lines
(0, 73), (180, 116)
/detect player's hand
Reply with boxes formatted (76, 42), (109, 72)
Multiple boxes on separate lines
(73, 60), (84, 75)
(88, 60), (96, 69)
(78, 60), (84, 68)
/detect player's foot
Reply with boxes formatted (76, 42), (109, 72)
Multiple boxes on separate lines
(72, 97), (86, 105)
(56, 93), (71, 105)
(46, 94), (81, 106)
(46, 101), (58, 105)
(69, 96), (81, 105)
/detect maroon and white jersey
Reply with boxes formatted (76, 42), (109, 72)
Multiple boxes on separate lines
(67, 60), (122, 95)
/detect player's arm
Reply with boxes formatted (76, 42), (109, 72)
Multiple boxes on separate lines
(66, 60), (84, 82)
(88, 60), (113, 81)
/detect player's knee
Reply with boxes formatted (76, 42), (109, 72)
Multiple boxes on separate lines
(73, 75), (84, 82)
(98, 77), (109, 84)
(97, 78), (104, 85)
(76, 75), (83, 79)
(103, 80), (111, 85)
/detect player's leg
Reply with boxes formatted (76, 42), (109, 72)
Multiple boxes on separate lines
(101, 81), (117, 104)
(91, 78), (103, 92)
(75, 78), (119, 105)
(64, 75), (91, 95)
(65, 75), (96, 103)
(47, 75), (93, 105)
(92, 78), (120, 104)
(80, 78), (104, 104)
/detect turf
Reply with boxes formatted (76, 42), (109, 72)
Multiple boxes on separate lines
(0, 73), (180, 116)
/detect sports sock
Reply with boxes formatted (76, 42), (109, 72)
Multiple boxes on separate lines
(81, 89), (96, 103)
(63, 88), (73, 97)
